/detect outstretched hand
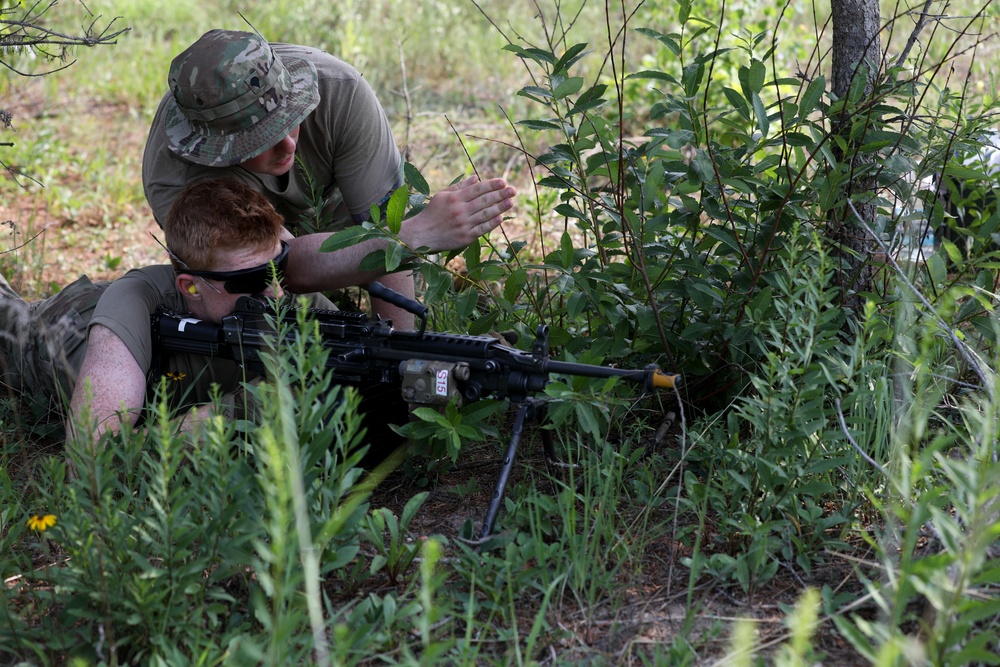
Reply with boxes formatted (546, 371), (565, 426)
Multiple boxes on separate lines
(400, 175), (516, 252)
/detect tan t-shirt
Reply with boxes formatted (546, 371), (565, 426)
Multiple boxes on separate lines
(142, 44), (403, 230)
(89, 265), (333, 410)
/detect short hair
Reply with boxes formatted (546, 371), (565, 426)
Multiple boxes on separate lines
(163, 178), (285, 271)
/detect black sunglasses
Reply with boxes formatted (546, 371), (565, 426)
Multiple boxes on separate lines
(183, 241), (291, 295)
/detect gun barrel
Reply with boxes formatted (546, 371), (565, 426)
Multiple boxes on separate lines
(542, 359), (680, 391)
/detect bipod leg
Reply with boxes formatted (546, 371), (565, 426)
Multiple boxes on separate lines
(537, 404), (556, 463)
(481, 399), (542, 540)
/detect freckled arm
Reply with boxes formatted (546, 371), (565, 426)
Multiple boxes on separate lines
(67, 324), (148, 445)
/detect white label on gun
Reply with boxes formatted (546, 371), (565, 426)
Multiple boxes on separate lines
(435, 369), (449, 396)
(178, 317), (201, 332)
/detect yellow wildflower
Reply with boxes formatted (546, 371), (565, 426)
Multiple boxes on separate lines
(27, 514), (57, 532)
(167, 371), (187, 381)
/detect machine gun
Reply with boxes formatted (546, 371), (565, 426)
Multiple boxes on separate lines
(152, 282), (680, 539)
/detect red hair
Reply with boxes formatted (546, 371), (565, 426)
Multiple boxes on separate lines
(163, 178), (284, 271)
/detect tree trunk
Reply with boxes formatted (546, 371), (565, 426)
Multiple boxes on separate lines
(828, 0), (882, 311)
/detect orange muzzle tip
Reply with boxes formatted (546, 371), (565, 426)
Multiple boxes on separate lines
(651, 370), (681, 390)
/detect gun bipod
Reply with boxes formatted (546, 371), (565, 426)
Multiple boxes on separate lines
(479, 397), (556, 541)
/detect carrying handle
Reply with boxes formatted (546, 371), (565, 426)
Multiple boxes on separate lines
(368, 281), (429, 335)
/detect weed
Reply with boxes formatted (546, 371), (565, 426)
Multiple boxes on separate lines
(362, 492), (432, 585)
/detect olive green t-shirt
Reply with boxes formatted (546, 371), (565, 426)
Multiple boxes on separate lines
(142, 43), (403, 231)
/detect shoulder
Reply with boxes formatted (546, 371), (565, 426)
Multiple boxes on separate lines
(111, 265), (177, 290)
(272, 43), (363, 83)
(97, 266), (181, 313)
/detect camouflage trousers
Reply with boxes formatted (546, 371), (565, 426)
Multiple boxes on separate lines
(0, 273), (108, 423)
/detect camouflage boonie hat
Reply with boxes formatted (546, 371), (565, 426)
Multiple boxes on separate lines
(163, 29), (320, 167)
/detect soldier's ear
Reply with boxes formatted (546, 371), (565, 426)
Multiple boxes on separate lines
(177, 275), (200, 299)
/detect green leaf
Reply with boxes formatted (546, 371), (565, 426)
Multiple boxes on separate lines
(858, 139), (893, 153)
(942, 163), (989, 180)
(560, 231), (575, 268)
(553, 76), (584, 100)
(686, 282), (722, 310)
(784, 132), (815, 147)
(461, 398), (504, 423)
(829, 617), (876, 662)
(682, 61), (705, 98)
(635, 28), (681, 56)
(814, 177), (838, 213)
(545, 324), (572, 347)
(702, 199), (729, 225)
(975, 539), (1000, 581)
(538, 143), (576, 164)
(751, 91), (769, 139)
(384, 241), (403, 272)
(940, 239), (963, 266)
(504, 268), (528, 303)
(926, 251), (947, 285)
(401, 492), (429, 528)
(553, 43), (590, 75)
(320, 225), (371, 253)
(950, 633), (1000, 666)
(411, 407), (452, 427)
(567, 83), (608, 114)
(538, 174), (574, 189)
(370, 554), (388, 575)
(404, 162), (429, 196)
(421, 263), (455, 302)
(517, 86), (554, 103)
(567, 291), (587, 320)
(643, 160), (666, 207)
(746, 286), (774, 320)
(678, 0), (691, 24)
(455, 287), (480, 320)
(467, 310), (500, 336)
(798, 75), (825, 116)
(518, 119), (564, 131)
(554, 203), (588, 220)
(463, 237), (482, 275)
(358, 250), (388, 274)
(502, 44), (555, 65)
(723, 87), (751, 121)
(846, 69), (869, 104)
(704, 225), (742, 253)
(386, 186), (408, 235)
(574, 402), (601, 437)
(680, 321), (716, 341)
(688, 150), (715, 184)
(627, 69), (679, 85)
(646, 127), (696, 148)
(739, 59), (766, 98)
